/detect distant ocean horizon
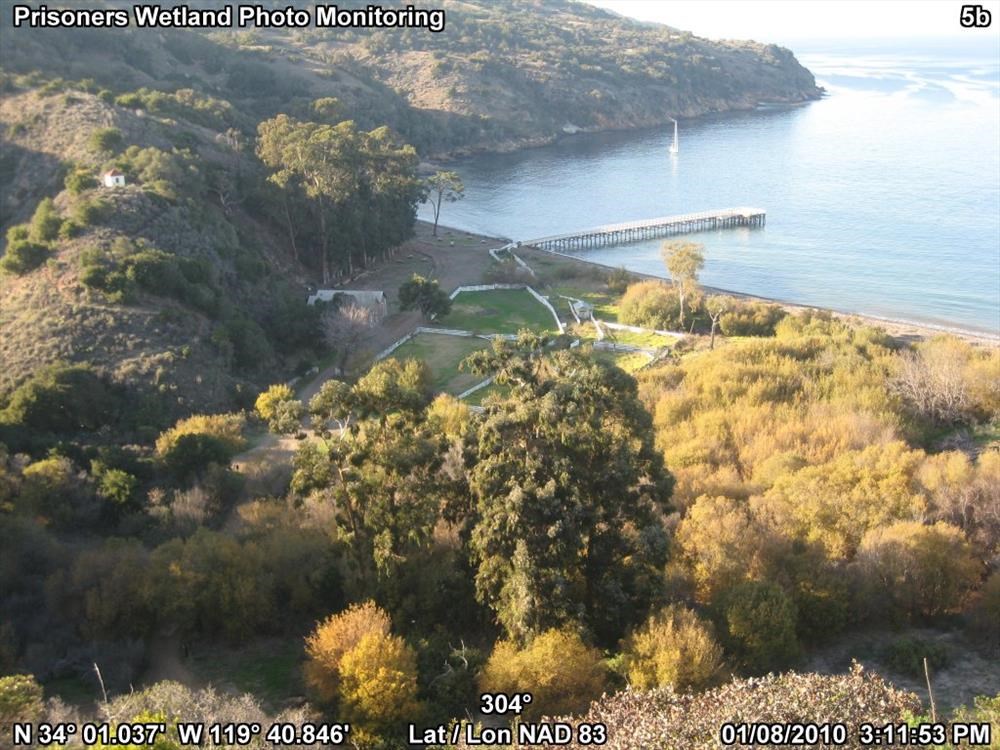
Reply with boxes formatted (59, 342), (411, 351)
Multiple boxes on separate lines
(419, 38), (1000, 336)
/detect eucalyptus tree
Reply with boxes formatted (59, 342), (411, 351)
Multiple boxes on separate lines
(424, 170), (464, 237)
(662, 240), (705, 329)
(462, 341), (673, 645)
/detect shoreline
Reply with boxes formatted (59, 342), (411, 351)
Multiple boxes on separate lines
(419, 222), (997, 346)
(533, 246), (1000, 346)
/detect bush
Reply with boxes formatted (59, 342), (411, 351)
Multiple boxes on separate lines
(338, 632), (421, 732)
(884, 637), (949, 678)
(304, 601), (391, 703)
(155, 413), (247, 459)
(88, 126), (124, 154)
(161, 434), (232, 481)
(622, 604), (724, 691)
(968, 570), (1000, 644)
(0, 674), (43, 725)
(719, 299), (787, 336)
(718, 581), (800, 674)
(65, 168), (97, 195)
(255, 384), (303, 434)
(606, 266), (633, 294)
(58, 220), (82, 239)
(479, 629), (606, 720)
(856, 521), (981, 621)
(28, 198), (62, 242)
(0, 364), (119, 433)
(72, 197), (109, 226)
(541, 665), (921, 749)
(0, 240), (48, 274)
(618, 280), (681, 330)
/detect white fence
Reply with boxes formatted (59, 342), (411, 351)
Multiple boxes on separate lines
(448, 283), (524, 299)
(601, 320), (685, 339)
(457, 376), (495, 400)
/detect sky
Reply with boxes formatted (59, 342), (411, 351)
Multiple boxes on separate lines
(583, 1), (1000, 46)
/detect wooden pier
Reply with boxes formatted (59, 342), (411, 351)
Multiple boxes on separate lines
(522, 207), (766, 251)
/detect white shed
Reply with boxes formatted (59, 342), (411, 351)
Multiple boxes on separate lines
(102, 169), (126, 188)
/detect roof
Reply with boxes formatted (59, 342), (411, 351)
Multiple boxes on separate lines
(103, 169), (124, 176)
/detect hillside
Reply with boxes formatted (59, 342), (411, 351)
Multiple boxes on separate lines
(0, 1), (819, 434)
(0, 1), (821, 161)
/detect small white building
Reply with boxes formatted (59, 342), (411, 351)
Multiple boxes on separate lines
(102, 169), (126, 188)
(572, 299), (595, 320)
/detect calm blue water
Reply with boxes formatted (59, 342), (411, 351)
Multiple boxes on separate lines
(419, 42), (1000, 335)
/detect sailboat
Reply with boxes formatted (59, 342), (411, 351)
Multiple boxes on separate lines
(668, 118), (679, 154)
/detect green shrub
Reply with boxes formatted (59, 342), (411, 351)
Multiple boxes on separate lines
(72, 197), (109, 226)
(0, 363), (120, 434)
(159, 433), (232, 480)
(718, 581), (800, 674)
(0, 674), (43, 724)
(606, 265), (633, 294)
(6, 225), (28, 243)
(28, 198), (62, 242)
(88, 126), (124, 154)
(0, 241), (48, 274)
(720, 299), (787, 336)
(65, 168), (98, 195)
(884, 637), (949, 678)
(58, 220), (82, 239)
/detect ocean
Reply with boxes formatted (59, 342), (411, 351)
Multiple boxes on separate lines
(418, 40), (1000, 335)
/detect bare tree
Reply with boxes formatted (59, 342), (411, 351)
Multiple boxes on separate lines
(323, 303), (376, 370)
(706, 296), (730, 350)
(891, 344), (973, 424)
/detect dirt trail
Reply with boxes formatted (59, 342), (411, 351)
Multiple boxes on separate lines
(143, 628), (199, 687)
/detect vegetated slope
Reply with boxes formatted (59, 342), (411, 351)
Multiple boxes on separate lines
(0, 1), (820, 160)
(329, 0), (822, 154)
(0, 86), (317, 431)
(0, 0), (819, 432)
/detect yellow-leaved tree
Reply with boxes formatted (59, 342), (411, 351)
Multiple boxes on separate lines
(622, 604), (724, 691)
(479, 629), (606, 720)
(338, 631), (421, 731)
(304, 601), (390, 702)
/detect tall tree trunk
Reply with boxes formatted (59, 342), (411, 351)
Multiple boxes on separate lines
(282, 196), (298, 261)
(432, 191), (442, 236)
(318, 207), (330, 285)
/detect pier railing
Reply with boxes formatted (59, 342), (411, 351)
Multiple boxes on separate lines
(521, 207), (765, 251)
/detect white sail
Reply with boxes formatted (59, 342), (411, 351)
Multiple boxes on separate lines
(669, 119), (679, 154)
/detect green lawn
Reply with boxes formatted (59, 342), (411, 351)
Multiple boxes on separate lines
(552, 285), (622, 322)
(440, 289), (558, 334)
(390, 332), (489, 394)
(600, 327), (676, 349)
(568, 321), (675, 350)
